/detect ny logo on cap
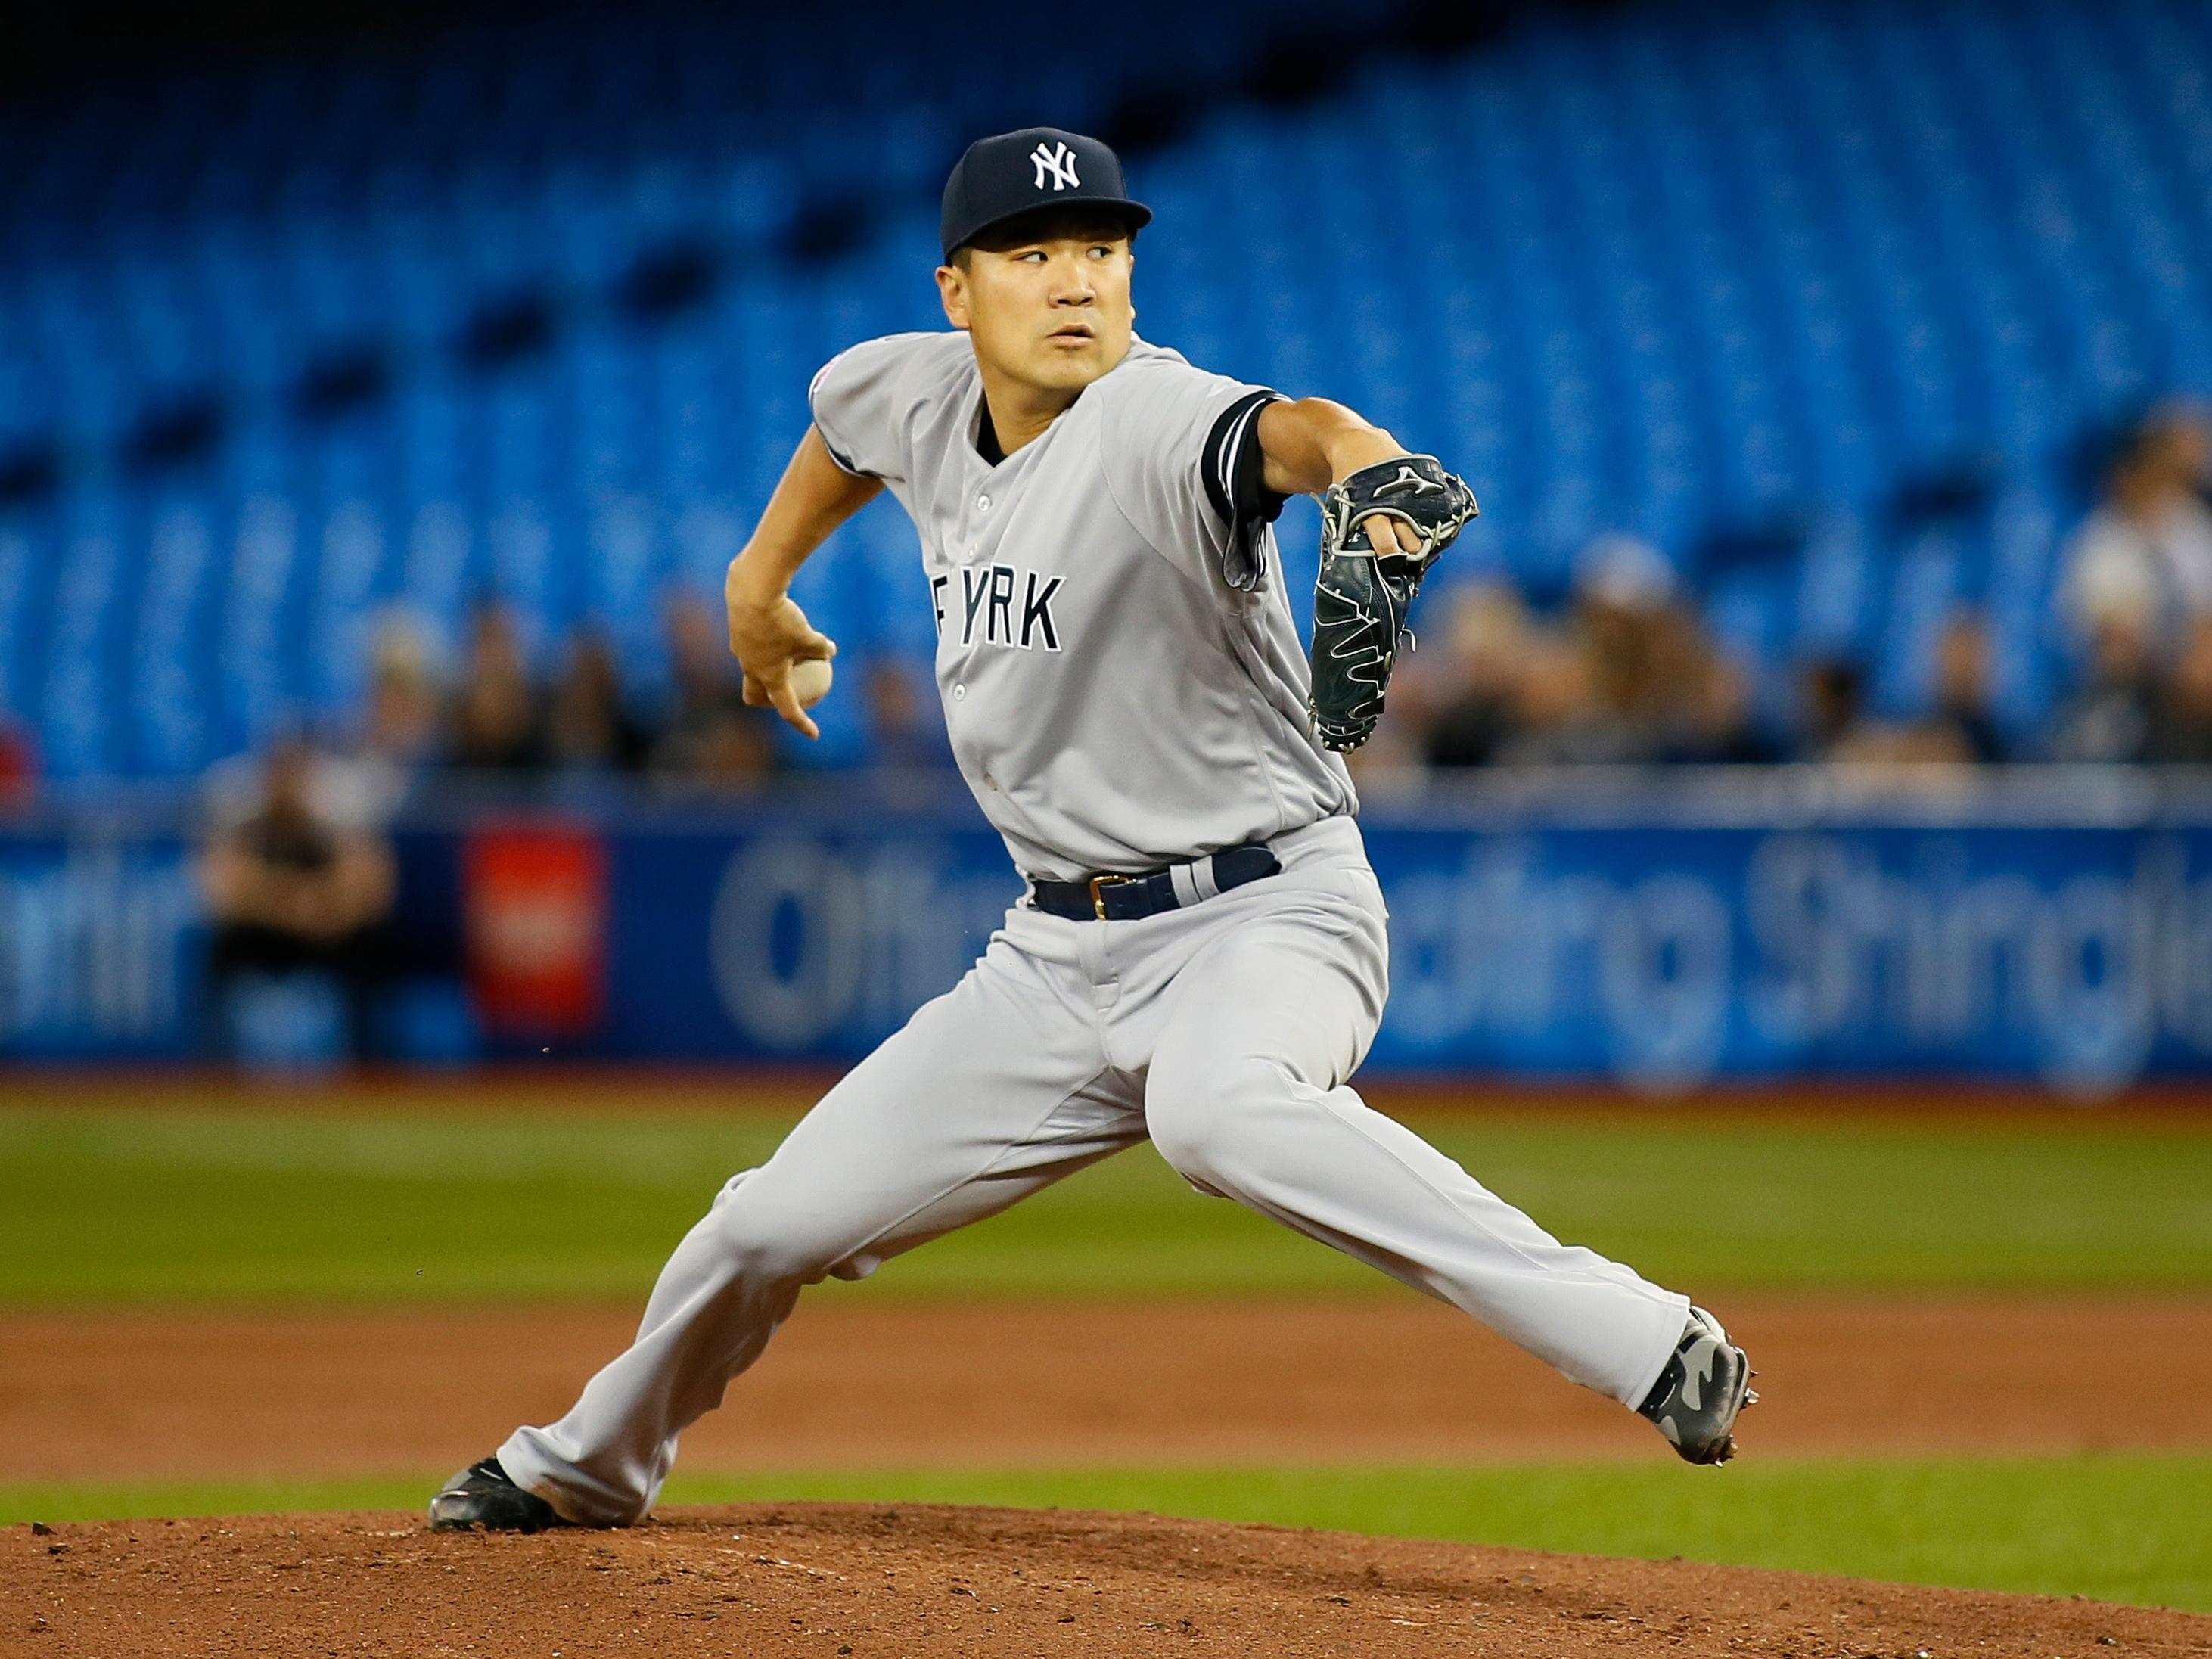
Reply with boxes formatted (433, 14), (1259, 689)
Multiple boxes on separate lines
(1030, 140), (1080, 191)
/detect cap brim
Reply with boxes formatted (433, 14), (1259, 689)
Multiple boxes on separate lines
(944, 198), (1153, 261)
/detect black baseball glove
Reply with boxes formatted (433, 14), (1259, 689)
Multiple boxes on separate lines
(1307, 455), (1479, 751)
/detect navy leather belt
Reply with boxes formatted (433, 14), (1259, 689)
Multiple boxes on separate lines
(1028, 843), (1282, 921)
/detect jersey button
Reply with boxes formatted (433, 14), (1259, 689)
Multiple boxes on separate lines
(953, 684), (967, 701)
(977, 494), (992, 511)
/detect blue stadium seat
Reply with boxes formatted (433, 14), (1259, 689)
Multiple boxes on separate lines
(6, 0), (2211, 769)
(131, 496), (221, 775)
(0, 515), (48, 722)
(39, 499), (132, 777)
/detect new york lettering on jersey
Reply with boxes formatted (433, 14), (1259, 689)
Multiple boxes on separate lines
(930, 564), (1064, 650)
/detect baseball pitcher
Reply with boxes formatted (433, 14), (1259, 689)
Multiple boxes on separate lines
(431, 128), (1754, 1533)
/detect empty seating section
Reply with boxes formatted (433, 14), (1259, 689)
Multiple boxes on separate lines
(0, 0), (2207, 774)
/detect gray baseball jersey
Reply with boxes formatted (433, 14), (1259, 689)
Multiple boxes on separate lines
(809, 330), (1355, 882)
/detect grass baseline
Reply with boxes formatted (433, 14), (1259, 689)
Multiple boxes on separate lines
(4, 1456), (2207, 1614)
(5, 1102), (2212, 1300)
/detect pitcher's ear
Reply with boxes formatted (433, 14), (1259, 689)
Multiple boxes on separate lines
(935, 263), (969, 330)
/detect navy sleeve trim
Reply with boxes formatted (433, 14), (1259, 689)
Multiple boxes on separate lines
(816, 427), (867, 475)
(1201, 388), (1288, 592)
(1201, 389), (1285, 523)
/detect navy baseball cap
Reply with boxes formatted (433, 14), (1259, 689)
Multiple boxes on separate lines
(940, 127), (1152, 263)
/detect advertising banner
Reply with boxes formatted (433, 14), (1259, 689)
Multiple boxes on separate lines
(1360, 822), (2212, 1094)
(462, 819), (610, 1039)
(601, 821), (1021, 1061)
(8, 787), (2212, 1092)
(0, 830), (201, 1059)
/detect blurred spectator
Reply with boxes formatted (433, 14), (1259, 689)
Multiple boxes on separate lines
(1564, 534), (1781, 766)
(1564, 536), (1681, 765)
(1424, 584), (1535, 769)
(1418, 550), (1776, 771)
(0, 713), (36, 804)
(1577, 533), (1679, 617)
(1922, 613), (2007, 765)
(651, 592), (781, 787)
(325, 614), (445, 825)
(2149, 618), (2212, 764)
(545, 630), (651, 773)
(200, 736), (397, 1059)
(1800, 658), (1874, 761)
(447, 604), (544, 771)
(863, 657), (955, 772)
(1665, 651), (1780, 766)
(1639, 601), (1779, 765)
(688, 707), (781, 786)
(2058, 401), (2212, 666)
(1495, 632), (1606, 764)
(1806, 654), (1984, 767)
(361, 616), (444, 772)
(2046, 623), (2158, 763)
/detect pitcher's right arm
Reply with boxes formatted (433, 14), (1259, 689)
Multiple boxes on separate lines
(724, 425), (882, 738)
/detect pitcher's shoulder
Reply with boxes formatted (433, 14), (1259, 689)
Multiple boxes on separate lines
(815, 330), (971, 401)
(1090, 340), (1245, 444)
(1094, 337), (1211, 399)
(900, 329), (982, 385)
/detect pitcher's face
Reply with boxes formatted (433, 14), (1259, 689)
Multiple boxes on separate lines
(939, 214), (1135, 396)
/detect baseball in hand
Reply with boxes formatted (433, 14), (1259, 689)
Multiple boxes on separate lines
(788, 657), (834, 709)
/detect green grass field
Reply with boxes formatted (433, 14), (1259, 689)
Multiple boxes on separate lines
(5, 1087), (2210, 1611)
(5, 1095), (2210, 1300)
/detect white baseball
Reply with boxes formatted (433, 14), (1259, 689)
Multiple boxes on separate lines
(788, 657), (834, 709)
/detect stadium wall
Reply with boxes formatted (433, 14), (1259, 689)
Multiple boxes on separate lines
(7, 777), (2212, 1092)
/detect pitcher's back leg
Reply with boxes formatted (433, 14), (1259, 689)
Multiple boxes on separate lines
(500, 931), (1142, 1524)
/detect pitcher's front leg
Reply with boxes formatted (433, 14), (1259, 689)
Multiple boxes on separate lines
(1142, 889), (1691, 1412)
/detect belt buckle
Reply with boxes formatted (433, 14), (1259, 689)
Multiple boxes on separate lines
(1088, 873), (1131, 920)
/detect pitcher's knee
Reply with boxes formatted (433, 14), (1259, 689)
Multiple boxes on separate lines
(709, 1175), (852, 1288)
(1145, 1052), (1290, 1187)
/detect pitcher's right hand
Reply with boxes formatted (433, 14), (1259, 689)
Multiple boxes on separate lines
(726, 573), (837, 741)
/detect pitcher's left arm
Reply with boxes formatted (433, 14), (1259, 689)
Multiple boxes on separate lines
(1256, 399), (1480, 751)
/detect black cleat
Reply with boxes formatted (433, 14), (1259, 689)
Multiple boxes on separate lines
(427, 1457), (565, 1533)
(1637, 1306), (1757, 1465)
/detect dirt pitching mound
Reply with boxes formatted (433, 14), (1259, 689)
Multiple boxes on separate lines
(11, 1504), (2207, 1659)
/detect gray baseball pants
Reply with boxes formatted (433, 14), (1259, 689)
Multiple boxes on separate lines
(499, 815), (1690, 1524)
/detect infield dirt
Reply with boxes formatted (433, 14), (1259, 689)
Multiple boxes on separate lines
(11, 1502), (2210, 1659)
(6, 1293), (2210, 1484)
